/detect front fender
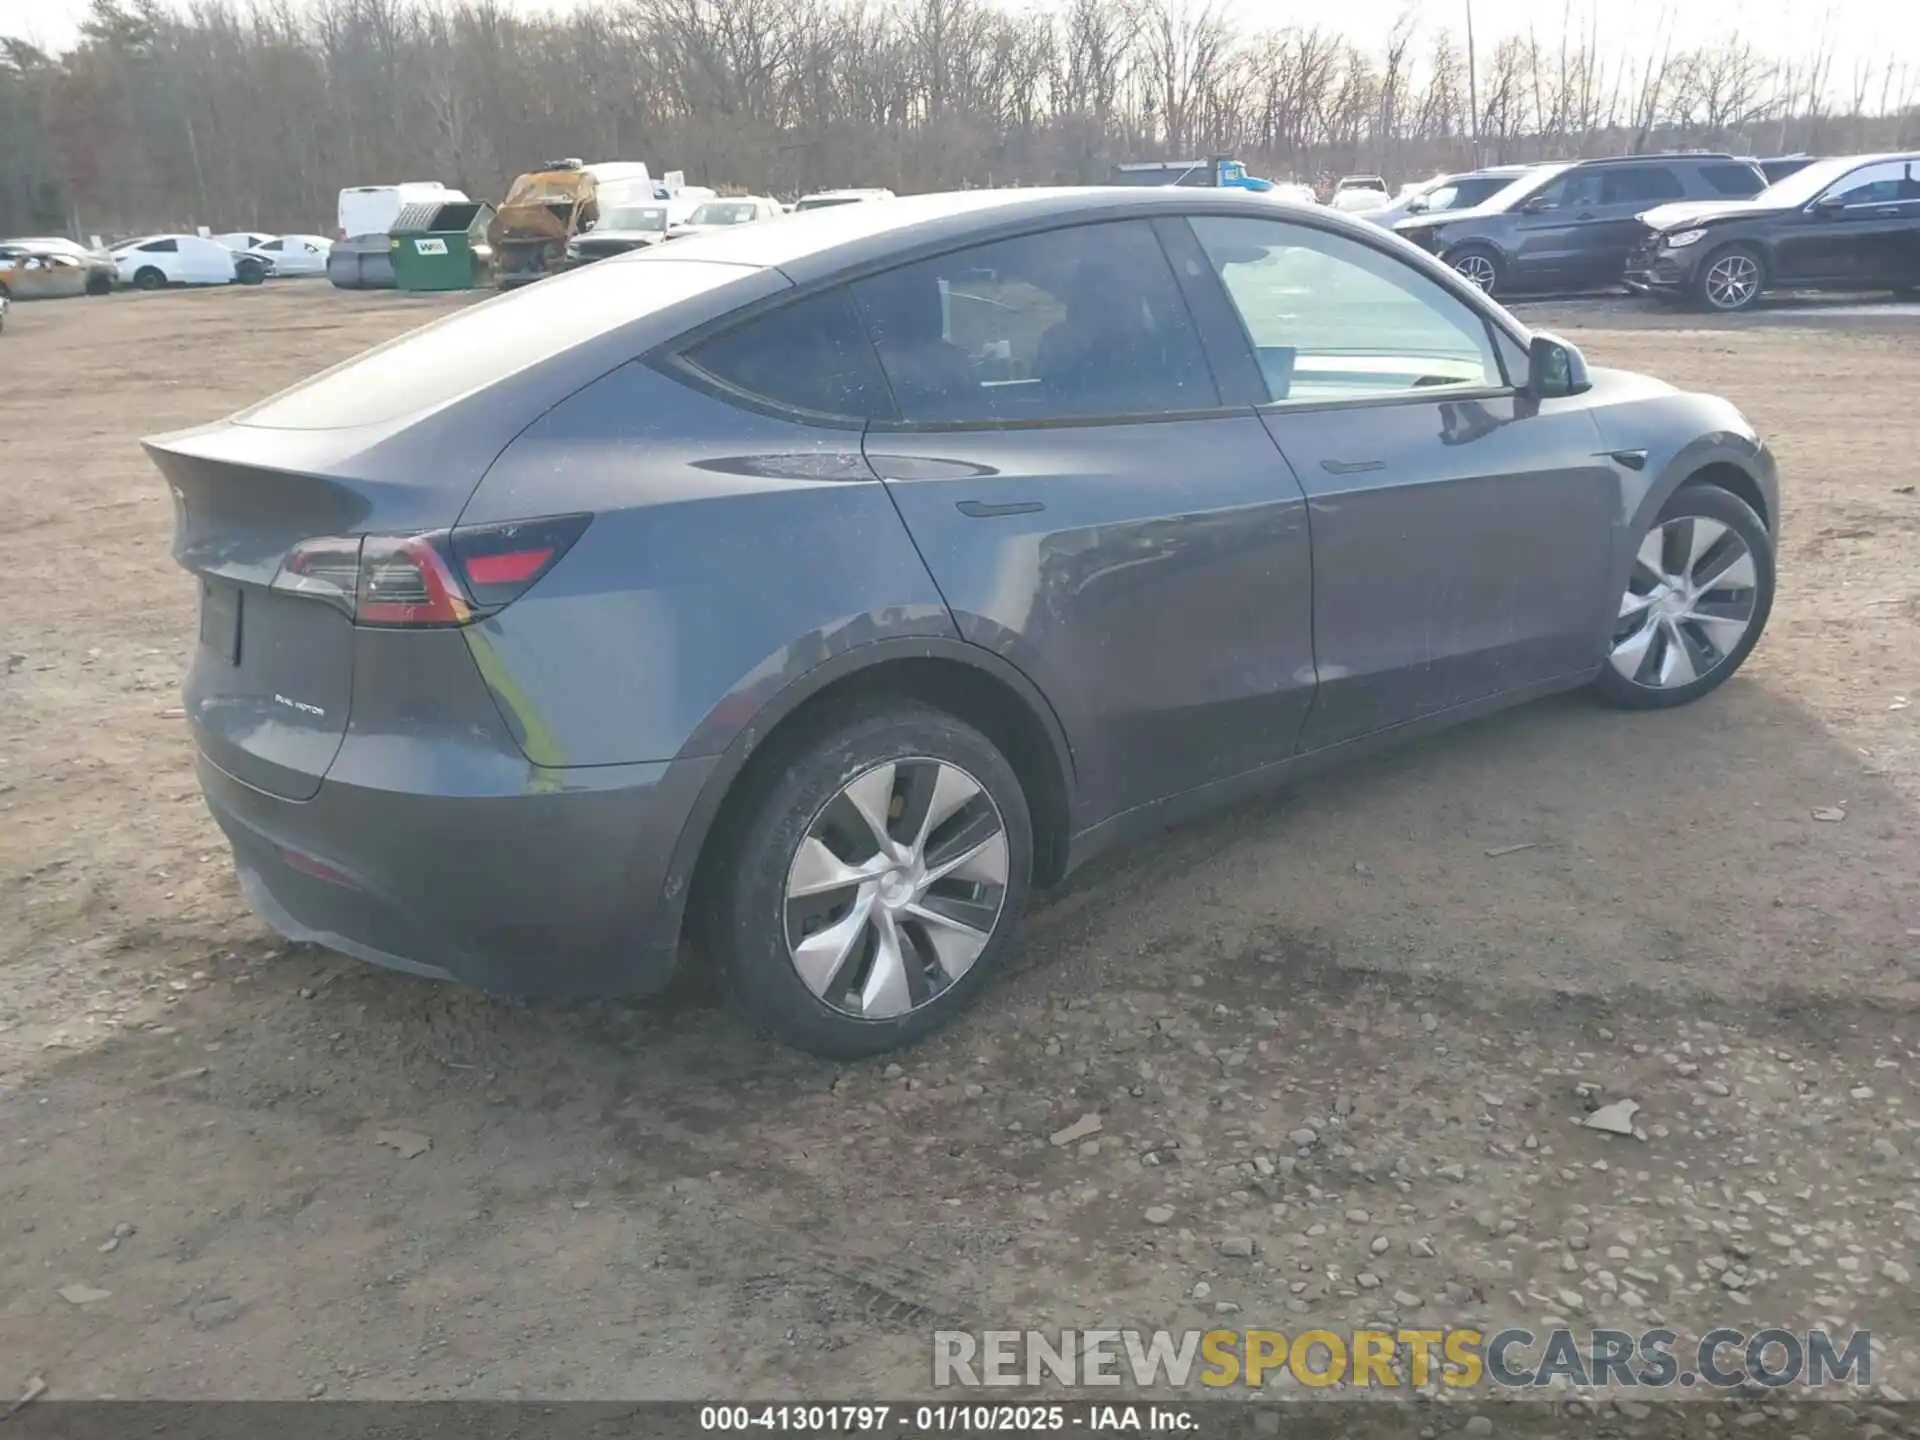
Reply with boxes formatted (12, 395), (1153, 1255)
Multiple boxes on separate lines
(1584, 380), (1779, 661)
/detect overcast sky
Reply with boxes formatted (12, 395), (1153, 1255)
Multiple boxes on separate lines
(2, 0), (1911, 101)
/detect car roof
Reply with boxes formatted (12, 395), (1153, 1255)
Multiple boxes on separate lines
(1566, 151), (1739, 167)
(619, 185), (1417, 286)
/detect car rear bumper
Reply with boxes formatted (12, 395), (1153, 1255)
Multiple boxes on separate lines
(198, 744), (717, 997)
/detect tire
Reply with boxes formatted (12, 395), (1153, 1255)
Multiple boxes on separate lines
(1694, 244), (1765, 312)
(235, 258), (267, 286)
(1592, 483), (1774, 711)
(132, 266), (166, 291)
(87, 273), (112, 295)
(1446, 244), (1503, 297)
(705, 702), (1033, 1058)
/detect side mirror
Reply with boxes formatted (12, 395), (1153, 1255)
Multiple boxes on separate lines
(1405, 196), (1430, 214)
(1811, 195), (1845, 217)
(1526, 331), (1590, 399)
(1520, 195), (1555, 214)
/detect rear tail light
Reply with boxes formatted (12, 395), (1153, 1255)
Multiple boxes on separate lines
(270, 514), (589, 628)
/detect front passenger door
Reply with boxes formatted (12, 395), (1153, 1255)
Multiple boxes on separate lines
(1187, 214), (1621, 751)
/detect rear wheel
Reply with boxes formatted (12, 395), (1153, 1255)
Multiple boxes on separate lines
(706, 703), (1033, 1057)
(235, 257), (268, 285)
(86, 271), (112, 295)
(1593, 484), (1773, 710)
(132, 266), (166, 290)
(1447, 245), (1503, 296)
(1695, 245), (1765, 312)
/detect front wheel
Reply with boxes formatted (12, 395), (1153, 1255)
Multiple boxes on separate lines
(235, 258), (267, 285)
(1696, 245), (1765, 312)
(706, 703), (1033, 1057)
(1447, 245), (1503, 296)
(1593, 484), (1774, 710)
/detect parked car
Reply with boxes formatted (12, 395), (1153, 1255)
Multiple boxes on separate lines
(1626, 152), (1920, 311)
(1355, 164), (1543, 227)
(1330, 175), (1390, 212)
(565, 201), (675, 264)
(247, 234), (333, 277)
(1394, 152), (1768, 296)
(147, 186), (1779, 1057)
(1, 235), (116, 293)
(214, 231), (276, 253)
(667, 196), (784, 239)
(1267, 182), (1320, 205)
(793, 187), (895, 211)
(110, 234), (246, 288)
(0, 245), (98, 299)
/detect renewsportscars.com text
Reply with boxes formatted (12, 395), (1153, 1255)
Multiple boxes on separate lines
(933, 1327), (1871, 1390)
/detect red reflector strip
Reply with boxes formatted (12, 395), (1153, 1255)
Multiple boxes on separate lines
(463, 547), (554, 586)
(279, 846), (358, 888)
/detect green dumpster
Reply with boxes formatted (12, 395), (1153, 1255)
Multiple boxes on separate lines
(389, 200), (496, 291)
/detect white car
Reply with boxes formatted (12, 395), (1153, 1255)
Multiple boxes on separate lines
(111, 234), (242, 288)
(1267, 182), (1321, 205)
(214, 231), (275, 253)
(666, 196), (784, 239)
(793, 188), (895, 212)
(1330, 187), (1390, 213)
(246, 233), (333, 277)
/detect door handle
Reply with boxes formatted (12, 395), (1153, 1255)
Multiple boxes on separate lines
(1320, 458), (1385, 475)
(956, 499), (1046, 518)
(1576, 211), (1596, 220)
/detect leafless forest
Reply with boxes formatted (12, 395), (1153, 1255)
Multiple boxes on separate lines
(2, 0), (1917, 238)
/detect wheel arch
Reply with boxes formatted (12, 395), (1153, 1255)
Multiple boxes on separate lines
(1676, 458), (1772, 534)
(662, 639), (1078, 967)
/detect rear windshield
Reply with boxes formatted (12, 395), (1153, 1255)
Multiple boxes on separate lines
(234, 258), (753, 430)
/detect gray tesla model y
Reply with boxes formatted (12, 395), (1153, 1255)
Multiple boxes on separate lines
(147, 187), (1779, 1056)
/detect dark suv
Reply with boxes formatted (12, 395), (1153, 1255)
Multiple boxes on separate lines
(1394, 153), (1768, 297)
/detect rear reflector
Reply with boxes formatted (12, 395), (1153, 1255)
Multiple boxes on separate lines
(269, 514), (589, 628)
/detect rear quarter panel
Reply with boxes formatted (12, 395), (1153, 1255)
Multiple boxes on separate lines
(459, 361), (957, 768)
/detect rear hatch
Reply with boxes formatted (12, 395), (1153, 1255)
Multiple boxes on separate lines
(149, 429), (482, 800)
(149, 257), (770, 800)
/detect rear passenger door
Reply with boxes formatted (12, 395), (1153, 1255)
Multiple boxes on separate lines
(1581, 164), (1687, 287)
(853, 218), (1321, 824)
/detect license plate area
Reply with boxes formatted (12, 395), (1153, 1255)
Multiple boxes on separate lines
(200, 580), (242, 666)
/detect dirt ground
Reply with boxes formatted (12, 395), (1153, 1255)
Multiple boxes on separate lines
(1, 283), (1917, 1408)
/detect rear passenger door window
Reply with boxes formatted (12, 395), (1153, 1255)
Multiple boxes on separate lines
(1188, 214), (1504, 404)
(850, 220), (1216, 425)
(1601, 167), (1685, 206)
(681, 286), (896, 425)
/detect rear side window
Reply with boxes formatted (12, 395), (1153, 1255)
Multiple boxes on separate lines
(236, 258), (751, 430)
(683, 287), (895, 423)
(141, 239), (178, 253)
(1702, 162), (1767, 197)
(851, 219), (1215, 425)
(1601, 167), (1685, 204)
